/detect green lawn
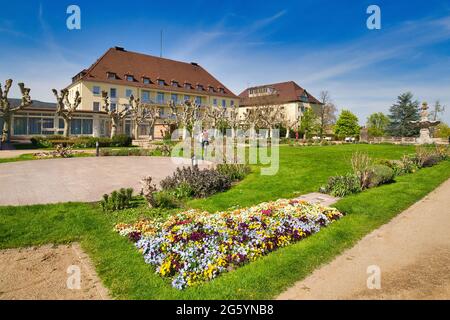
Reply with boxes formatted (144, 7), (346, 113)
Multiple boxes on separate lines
(1, 144), (449, 299)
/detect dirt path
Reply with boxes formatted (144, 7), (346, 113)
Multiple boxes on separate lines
(278, 178), (450, 300)
(0, 243), (110, 300)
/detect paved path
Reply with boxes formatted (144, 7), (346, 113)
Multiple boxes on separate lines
(0, 157), (209, 206)
(278, 178), (450, 300)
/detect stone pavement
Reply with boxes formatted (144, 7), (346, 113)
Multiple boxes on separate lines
(0, 156), (210, 205)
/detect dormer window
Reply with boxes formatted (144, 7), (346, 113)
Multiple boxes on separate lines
(208, 86), (215, 93)
(171, 80), (179, 87)
(126, 75), (134, 82)
(196, 84), (204, 91)
(300, 92), (309, 102)
(218, 87), (225, 94)
(157, 79), (165, 86)
(107, 72), (117, 80)
(142, 77), (150, 84)
(184, 82), (191, 89)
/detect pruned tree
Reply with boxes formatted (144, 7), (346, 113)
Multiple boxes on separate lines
(102, 91), (130, 138)
(129, 95), (160, 139)
(205, 104), (227, 137)
(226, 105), (241, 138)
(52, 88), (82, 137)
(0, 79), (32, 142)
(281, 117), (299, 139)
(243, 107), (262, 139)
(313, 91), (337, 138)
(258, 105), (284, 138)
(168, 99), (205, 140)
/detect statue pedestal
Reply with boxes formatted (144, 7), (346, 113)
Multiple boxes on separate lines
(416, 128), (434, 144)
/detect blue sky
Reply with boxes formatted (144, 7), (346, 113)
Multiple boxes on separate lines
(1, 0), (450, 124)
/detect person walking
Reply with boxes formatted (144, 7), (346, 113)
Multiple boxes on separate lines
(201, 129), (209, 160)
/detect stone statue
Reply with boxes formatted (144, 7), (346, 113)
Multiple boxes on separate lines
(410, 102), (440, 144)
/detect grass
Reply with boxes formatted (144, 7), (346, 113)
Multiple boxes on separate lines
(0, 152), (93, 164)
(1, 144), (449, 299)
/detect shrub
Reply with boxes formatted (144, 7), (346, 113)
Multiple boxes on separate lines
(100, 148), (150, 157)
(160, 165), (232, 198)
(101, 188), (134, 212)
(154, 191), (179, 208)
(320, 173), (362, 197)
(111, 134), (132, 147)
(30, 136), (53, 148)
(171, 182), (194, 199)
(216, 163), (251, 181)
(367, 164), (394, 188)
(421, 155), (441, 167)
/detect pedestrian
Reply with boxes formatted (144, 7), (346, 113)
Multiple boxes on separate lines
(201, 129), (209, 160)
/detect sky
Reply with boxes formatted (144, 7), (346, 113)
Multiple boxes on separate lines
(1, 0), (450, 124)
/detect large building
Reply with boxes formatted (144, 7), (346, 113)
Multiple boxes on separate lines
(6, 47), (239, 140)
(238, 81), (322, 125)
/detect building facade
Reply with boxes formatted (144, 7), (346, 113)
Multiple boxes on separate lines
(6, 46), (239, 140)
(238, 81), (322, 130)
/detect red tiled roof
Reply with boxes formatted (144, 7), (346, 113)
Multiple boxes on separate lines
(70, 47), (238, 98)
(238, 81), (321, 106)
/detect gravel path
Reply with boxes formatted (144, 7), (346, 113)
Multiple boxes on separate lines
(278, 178), (450, 300)
(0, 244), (110, 300)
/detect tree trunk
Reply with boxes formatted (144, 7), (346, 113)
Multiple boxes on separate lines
(63, 117), (70, 137)
(182, 127), (188, 140)
(111, 117), (118, 138)
(133, 123), (139, 140)
(285, 127), (290, 138)
(1, 115), (11, 143)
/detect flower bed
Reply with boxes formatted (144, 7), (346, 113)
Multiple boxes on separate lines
(115, 199), (343, 289)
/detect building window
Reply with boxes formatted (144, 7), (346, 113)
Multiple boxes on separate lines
(157, 92), (165, 104)
(110, 88), (117, 98)
(125, 89), (133, 98)
(28, 118), (41, 135)
(42, 118), (54, 135)
(171, 81), (178, 87)
(93, 102), (100, 112)
(141, 91), (150, 102)
(82, 119), (93, 135)
(195, 96), (202, 105)
(184, 95), (190, 102)
(126, 75), (134, 82)
(13, 117), (27, 135)
(221, 99), (226, 107)
(158, 79), (165, 86)
(70, 119), (82, 135)
(58, 118), (65, 133)
(107, 72), (116, 80)
(230, 100), (235, 106)
(218, 87), (225, 94)
(196, 84), (204, 91)
(110, 103), (117, 112)
(143, 77), (150, 84)
(208, 86), (215, 93)
(93, 86), (100, 95)
(171, 94), (178, 103)
(213, 98), (217, 106)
